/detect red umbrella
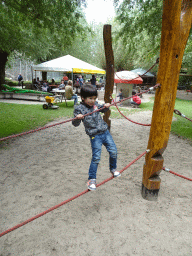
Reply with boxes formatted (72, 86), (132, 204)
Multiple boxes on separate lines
(114, 71), (143, 84)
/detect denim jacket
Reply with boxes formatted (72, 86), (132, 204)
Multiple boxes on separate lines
(72, 102), (109, 136)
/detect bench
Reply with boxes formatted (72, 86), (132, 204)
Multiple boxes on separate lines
(0, 92), (48, 101)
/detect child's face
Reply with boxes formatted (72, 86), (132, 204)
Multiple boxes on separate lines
(83, 96), (97, 107)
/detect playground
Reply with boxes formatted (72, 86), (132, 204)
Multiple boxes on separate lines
(0, 105), (192, 255)
(1, 0), (192, 253)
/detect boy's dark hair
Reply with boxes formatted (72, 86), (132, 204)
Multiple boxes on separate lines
(132, 90), (136, 95)
(80, 85), (97, 99)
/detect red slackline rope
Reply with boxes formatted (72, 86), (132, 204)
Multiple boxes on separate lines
(174, 109), (192, 122)
(0, 150), (148, 237)
(163, 167), (192, 181)
(0, 84), (161, 142)
(112, 96), (151, 126)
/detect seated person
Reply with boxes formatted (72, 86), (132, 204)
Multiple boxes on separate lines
(65, 80), (78, 105)
(42, 80), (51, 92)
(59, 80), (65, 89)
(36, 77), (41, 85)
(131, 90), (141, 107)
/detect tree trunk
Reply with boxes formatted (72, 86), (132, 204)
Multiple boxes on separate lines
(141, 0), (192, 201)
(103, 24), (114, 130)
(0, 50), (9, 91)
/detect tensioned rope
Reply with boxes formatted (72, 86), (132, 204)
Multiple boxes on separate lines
(0, 59), (161, 142)
(111, 95), (151, 126)
(163, 167), (192, 181)
(0, 83), (161, 142)
(111, 59), (159, 126)
(0, 150), (148, 238)
(174, 109), (192, 122)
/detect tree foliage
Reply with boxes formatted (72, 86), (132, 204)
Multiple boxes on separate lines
(0, 0), (89, 88)
(1, 0), (87, 57)
(114, 0), (192, 72)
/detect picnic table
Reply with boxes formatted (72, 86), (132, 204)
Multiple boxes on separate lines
(52, 89), (65, 102)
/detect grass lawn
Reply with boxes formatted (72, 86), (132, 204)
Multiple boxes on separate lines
(172, 98), (192, 141)
(0, 101), (74, 138)
(0, 97), (191, 142)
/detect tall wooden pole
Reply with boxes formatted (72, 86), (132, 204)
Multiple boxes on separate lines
(103, 24), (114, 130)
(142, 0), (192, 200)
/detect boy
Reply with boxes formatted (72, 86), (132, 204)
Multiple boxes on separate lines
(72, 85), (120, 191)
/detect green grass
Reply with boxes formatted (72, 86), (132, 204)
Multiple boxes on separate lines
(172, 98), (192, 141)
(0, 101), (74, 138)
(111, 96), (192, 142)
(0, 97), (191, 142)
(110, 96), (155, 119)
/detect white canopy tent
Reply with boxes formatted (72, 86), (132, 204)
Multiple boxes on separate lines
(32, 55), (106, 75)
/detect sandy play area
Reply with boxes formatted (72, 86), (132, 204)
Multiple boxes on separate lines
(0, 99), (192, 255)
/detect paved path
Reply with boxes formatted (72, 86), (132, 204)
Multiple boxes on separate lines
(0, 90), (191, 105)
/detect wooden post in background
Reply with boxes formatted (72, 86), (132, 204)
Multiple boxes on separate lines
(103, 24), (114, 130)
(142, 0), (192, 200)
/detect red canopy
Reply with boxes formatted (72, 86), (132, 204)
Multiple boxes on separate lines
(114, 71), (143, 84)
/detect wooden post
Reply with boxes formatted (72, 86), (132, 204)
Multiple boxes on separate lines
(142, 0), (192, 200)
(103, 24), (114, 130)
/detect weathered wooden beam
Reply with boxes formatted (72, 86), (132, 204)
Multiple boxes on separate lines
(142, 0), (192, 200)
(103, 24), (114, 129)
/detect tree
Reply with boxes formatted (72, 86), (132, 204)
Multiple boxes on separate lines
(114, 0), (192, 72)
(0, 0), (87, 89)
(62, 22), (108, 70)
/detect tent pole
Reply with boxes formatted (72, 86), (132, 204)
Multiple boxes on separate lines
(31, 66), (33, 84)
(72, 69), (74, 86)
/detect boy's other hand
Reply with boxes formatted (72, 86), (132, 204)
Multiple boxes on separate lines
(76, 114), (84, 119)
(104, 103), (110, 108)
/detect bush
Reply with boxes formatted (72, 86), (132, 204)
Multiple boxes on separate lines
(178, 76), (192, 90)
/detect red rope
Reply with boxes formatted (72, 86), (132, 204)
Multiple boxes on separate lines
(163, 167), (192, 181)
(112, 97), (151, 126)
(0, 84), (161, 142)
(174, 109), (192, 122)
(0, 150), (147, 237)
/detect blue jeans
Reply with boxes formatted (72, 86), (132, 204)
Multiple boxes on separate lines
(71, 94), (78, 105)
(88, 130), (117, 179)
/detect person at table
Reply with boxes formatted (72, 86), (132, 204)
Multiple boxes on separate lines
(36, 77), (41, 85)
(65, 80), (78, 105)
(59, 80), (65, 89)
(42, 80), (51, 92)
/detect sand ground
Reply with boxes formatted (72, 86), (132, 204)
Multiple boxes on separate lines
(0, 92), (192, 256)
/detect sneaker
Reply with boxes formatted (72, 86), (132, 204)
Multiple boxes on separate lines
(111, 169), (121, 177)
(87, 179), (96, 191)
